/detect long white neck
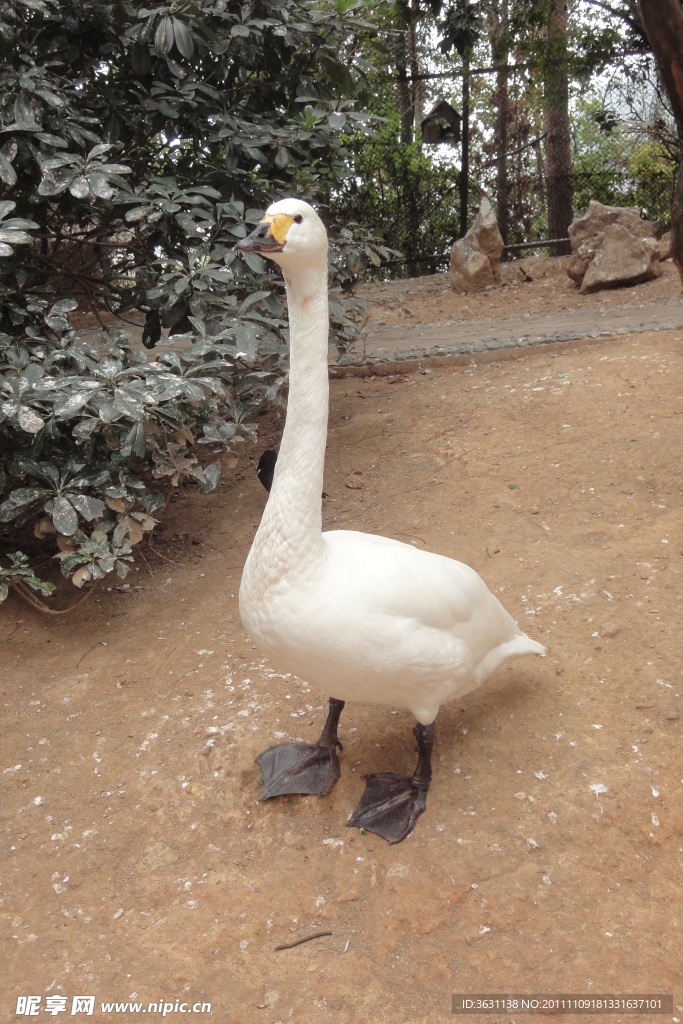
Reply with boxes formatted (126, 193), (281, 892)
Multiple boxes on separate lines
(249, 260), (329, 579)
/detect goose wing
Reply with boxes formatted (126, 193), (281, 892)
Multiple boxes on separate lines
(323, 529), (522, 648)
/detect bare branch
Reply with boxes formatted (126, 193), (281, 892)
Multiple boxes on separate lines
(11, 579), (98, 616)
(581, 0), (645, 35)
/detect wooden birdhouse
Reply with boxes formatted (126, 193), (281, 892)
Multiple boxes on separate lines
(421, 100), (462, 146)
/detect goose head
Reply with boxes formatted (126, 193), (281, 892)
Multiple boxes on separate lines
(235, 198), (328, 270)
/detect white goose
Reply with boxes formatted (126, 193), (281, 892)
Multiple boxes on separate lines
(236, 199), (545, 844)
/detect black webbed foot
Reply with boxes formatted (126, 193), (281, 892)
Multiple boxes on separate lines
(346, 720), (436, 844)
(346, 772), (427, 843)
(257, 741), (340, 798)
(255, 697), (345, 800)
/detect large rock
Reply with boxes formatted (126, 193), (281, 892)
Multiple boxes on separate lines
(569, 199), (655, 248)
(580, 224), (660, 294)
(658, 230), (672, 261)
(449, 198), (504, 293)
(518, 254), (572, 281)
(567, 200), (661, 293)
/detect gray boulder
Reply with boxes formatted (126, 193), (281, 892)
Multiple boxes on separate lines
(518, 254), (572, 281)
(449, 198), (504, 293)
(580, 224), (660, 293)
(658, 230), (672, 260)
(568, 200), (661, 293)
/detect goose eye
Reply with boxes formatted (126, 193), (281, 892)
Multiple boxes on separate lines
(293, 214), (303, 224)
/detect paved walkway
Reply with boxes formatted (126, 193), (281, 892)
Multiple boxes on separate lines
(79, 297), (683, 368)
(339, 298), (683, 368)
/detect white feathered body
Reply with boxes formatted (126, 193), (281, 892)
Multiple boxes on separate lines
(239, 198), (545, 727)
(240, 528), (544, 725)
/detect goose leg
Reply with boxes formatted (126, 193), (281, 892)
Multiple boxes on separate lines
(256, 698), (344, 799)
(346, 720), (435, 844)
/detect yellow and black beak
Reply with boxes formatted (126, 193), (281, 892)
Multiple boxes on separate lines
(234, 214), (295, 255)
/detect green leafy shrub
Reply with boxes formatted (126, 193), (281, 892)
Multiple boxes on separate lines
(0, 291), (247, 597)
(0, 0), (384, 604)
(0, 550), (55, 604)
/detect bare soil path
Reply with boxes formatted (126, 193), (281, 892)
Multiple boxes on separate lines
(354, 261), (683, 365)
(2, 264), (682, 1024)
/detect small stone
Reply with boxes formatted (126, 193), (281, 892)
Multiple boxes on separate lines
(387, 862), (410, 878)
(345, 474), (363, 490)
(138, 842), (179, 872)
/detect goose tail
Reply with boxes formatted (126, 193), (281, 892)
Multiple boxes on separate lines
(519, 636), (546, 658)
(476, 631), (546, 686)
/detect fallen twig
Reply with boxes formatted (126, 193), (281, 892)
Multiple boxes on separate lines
(274, 931), (332, 951)
(357, 382), (416, 399)
(136, 544), (154, 575)
(77, 639), (108, 668)
(147, 540), (181, 565)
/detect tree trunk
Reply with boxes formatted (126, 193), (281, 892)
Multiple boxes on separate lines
(409, 20), (423, 146)
(543, 0), (572, 255)
(396, 31), (413, 146)
(491, 0), (510, 245)
(460, 54), (470, 238)
(638, 0), (683, 285)
(535, 134), (547, 211)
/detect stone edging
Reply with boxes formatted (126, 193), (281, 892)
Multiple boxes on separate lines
(330, 318), (683, 378)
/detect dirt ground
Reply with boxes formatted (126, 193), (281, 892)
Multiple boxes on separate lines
(2, 265), (682, 1024)
(358, 257), (683, 330)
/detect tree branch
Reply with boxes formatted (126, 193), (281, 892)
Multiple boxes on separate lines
(11, 579), (98, 616)
(581, 0), (645, 35)
(477, 133), (548, 171)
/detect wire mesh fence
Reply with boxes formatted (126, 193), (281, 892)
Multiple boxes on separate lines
(498, 167), (676, 258)
(335, 160), (677, 279)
